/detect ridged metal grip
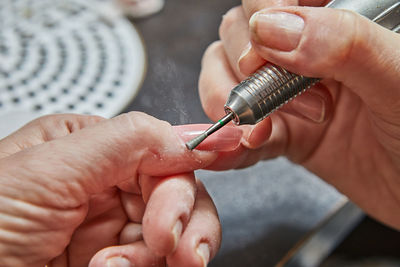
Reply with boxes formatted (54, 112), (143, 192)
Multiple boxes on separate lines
(225, 64), (319, 125)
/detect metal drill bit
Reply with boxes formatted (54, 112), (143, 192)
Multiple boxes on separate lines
(185, 112), (234, 150)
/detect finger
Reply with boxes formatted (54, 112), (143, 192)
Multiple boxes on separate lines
(241, 115), (272, 149)
(248, 6), (400, 116)
(121, 192), (145, 223)
(202, 121), (282, 171)
(0, 114), (104, 158)
(0, 112), (220, 209)
(120, 223), (143, 245)
(203, 111), (328, 170)
(199, 41), (238, 121)
(242, 0), (329, 18)
(279, 83), (333, 124)
(88, 241), (165, 267)
(166, 180), (221, 267)
(174, 124), (242, 152)
(219, 6), (266, 78)
(142, 173), (196, 256)
(198, 39), (330, 149)
(117, 177), (141, 194)
(67, 189), (127, 267)
(238, 0), (329, 75)
(218, 5), (333, 125)
(243, 0), (297, 18)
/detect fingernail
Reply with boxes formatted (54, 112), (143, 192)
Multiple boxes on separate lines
(245, 127), (256, 144)
(107, 256), (132, 267)
(172, 219), (183, 251)
(250, 11), (304, 51)
(242, 118), (272, 149)
(173, 124), (242, 151)
(293, 93), (326, 123)
(237, 42), (254, 76)
(196, 243), (210, 267)
(237, 43), (267, 77)
(238, 42), (252, 64)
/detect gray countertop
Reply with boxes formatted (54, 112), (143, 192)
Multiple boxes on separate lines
(125, 0), (344, 266)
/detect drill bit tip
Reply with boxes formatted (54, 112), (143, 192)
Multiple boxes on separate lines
(185, 112), (234, 150)
(185, 132), (208, 150)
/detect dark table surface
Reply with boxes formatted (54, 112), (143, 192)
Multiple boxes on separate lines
(124, 0), (344, 266)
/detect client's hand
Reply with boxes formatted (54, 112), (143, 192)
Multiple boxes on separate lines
(0, 113), (240, 266)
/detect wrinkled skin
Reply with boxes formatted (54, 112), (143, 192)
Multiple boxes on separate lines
(0, 113), (223, 267)
(199, 0), (400, 229)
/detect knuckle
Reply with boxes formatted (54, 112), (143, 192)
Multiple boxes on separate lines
(289, 53), (314, 76)
(116, 112), (171, 138)
(244, 1), (264, 17)
(34, 114), (104, 135)
(33, 114), (66, 124)
(203, 41), (223, 62)
(115, 112), (150, 132)
(337, 10), (365, 66)
(198, 71), (216, 105)
(199, 43), (229, 120)
(199, 87), (225, 120)
(322, 10), (361, 68)
(219, 6), (243, 38)
(199, 82), (214, 117)
(34, 114), (78, 135)
(243, 0), (293, 17)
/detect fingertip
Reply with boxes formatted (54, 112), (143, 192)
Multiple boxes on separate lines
(167, 181), (221, 267)
(89, 242), (164, 267)
(142, 174), (196, 256)
(168, 241), (211, 267)
(135, 121), (219, 176)
(242, 118), (272, 149)
(143, 216), (185, 257)
(199, 41), (238, 122)
(174, 124), (243, 152)
(120, 223), (143, 245)
(105, 256), (132, 267)
(121, 193), (145, 223)
(237, 43), (267, 77)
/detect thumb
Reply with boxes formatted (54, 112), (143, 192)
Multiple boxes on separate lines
(0, 112), (219, 209)
(248, 6), (400, 114)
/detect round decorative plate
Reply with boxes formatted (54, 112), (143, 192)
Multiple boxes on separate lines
(0, 0), (146, 137)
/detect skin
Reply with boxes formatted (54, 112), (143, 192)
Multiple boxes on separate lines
(0, 112), (231, 267)
(2, 1), (399, 264)
(199, 0), (400, 229)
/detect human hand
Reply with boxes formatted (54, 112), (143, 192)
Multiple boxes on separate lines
(199, 1), (400, 229)
(0, 113), (241, 266)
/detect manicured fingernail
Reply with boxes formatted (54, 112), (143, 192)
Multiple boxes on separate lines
(293, 93), (326, 123)
(107, 256), (132, 267)
(174, 124), (242, 151)
(172, 219), (183, 251)
(196, 243), (210, 267)
(250, 11), (304, 51)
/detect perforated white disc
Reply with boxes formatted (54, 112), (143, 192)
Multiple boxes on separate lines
(0, 0), (146, 137)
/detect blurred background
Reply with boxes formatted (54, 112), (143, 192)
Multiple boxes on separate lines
(1, 0), (399, 266)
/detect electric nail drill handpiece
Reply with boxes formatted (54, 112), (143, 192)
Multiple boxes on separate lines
(186, 0), (400, 150)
